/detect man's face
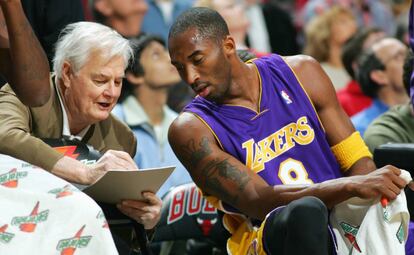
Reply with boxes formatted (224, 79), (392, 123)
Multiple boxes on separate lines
(212, 0), (249, 35)
(168, 28), (232, 103)
(63, 51), (125, 125)
(106, 0), (148, 18)
(374, 38), (407, 91)
(140, 41), (180, 89)
(97, 0), (148, 36)
(330, 12), (357, 45)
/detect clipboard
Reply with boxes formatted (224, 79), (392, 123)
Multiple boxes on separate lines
(83, 166), (175, 203)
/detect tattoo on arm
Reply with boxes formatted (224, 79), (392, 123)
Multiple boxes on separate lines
(181, 137), (211, 166)
(182, 136), (251, 205)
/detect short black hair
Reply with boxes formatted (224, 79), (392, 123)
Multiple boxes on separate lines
(342, 27), (383, 79)
(356, 49), (385, 98)
(403, 49), (414, 96)
(128, 34), (165, 77)
(119, 34), (165, 102)
(168, 7), (229, 44)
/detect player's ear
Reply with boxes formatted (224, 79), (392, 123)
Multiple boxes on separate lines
(222, 35), (236, 55)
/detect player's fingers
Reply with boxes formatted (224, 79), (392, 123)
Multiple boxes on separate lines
(391, 175), (408, 190)
(386, 181), (401, 197)
(386, 165), (401, 176)
(380, 188), (398, 201)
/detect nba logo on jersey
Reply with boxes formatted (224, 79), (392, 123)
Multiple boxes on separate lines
(280, 90), (293, 104)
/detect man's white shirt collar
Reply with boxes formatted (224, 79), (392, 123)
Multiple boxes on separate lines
(55, 80), (90, 140)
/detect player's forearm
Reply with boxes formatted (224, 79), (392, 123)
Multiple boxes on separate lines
(0, 0), (50, 106)
(278, 178), (355, 210)
(238, 178), (354, 220)
(344, 157), (376, 176)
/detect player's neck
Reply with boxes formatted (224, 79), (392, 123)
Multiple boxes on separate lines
(225, 61), (261, 112)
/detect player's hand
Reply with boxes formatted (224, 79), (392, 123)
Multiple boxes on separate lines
(117, 192), (162, 230)
(349, 165), (407, 201)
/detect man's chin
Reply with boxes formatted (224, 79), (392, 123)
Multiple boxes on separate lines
(91, 111), (110, 122)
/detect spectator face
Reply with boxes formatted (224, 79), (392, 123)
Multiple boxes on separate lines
(95, 0), (148, 36)
(169, 28), (232, 103)
(362, 31), (386, 50)
(330, 12), (357, 45)
(212, 0), (249, 35)
(62, 51), (125, 125)
(106, 0), (148, 18)
(140, 41), (180, 88)
(374, 38), (408, 92)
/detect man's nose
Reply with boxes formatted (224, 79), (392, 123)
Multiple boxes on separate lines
(103, 81), (117, 97)
(184, 66), (199, 86)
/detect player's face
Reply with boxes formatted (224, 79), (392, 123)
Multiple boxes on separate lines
(62, 51), (125, 126)
(168, 28), (232, 103)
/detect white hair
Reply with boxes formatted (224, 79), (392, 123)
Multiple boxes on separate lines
(53, 21), (133, 79)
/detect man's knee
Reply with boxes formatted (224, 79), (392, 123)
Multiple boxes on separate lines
(265, 196), (328, 232)
(263, 197), (331, 254)
(286, 197), (328, 228)
(287, 196), (328, 223)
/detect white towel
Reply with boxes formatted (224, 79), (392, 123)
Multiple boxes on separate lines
(330, 170), (411, 255)
(0, 155), (119, 255)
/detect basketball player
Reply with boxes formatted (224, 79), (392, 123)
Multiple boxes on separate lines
(167, 7), (409, 255)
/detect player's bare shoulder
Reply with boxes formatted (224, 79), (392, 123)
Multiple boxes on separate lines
(168, 111), (215, 148)
(282, 54), (322, 76)
(169, 112), (202, 135)
(282, 54), (337, 106)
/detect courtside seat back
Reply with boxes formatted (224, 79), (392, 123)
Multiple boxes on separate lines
(374, 143), (414, 220)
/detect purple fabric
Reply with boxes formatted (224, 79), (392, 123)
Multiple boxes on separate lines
(405, 4), (414, 254)
(410, 1), (414, 109)
(406, 221), (414, 255)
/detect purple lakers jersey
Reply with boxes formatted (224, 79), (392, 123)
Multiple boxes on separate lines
(183, 54), (342, 214)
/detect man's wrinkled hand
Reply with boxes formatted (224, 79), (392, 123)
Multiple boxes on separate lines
(116, 192), (162, 230)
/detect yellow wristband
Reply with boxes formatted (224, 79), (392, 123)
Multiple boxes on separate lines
(331, 132), (372, 172)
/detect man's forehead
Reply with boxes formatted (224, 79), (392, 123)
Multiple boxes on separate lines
(373, 38), (403, 52)
(84, 54), (126, 78)
(169, 29), (214, 56)
(170, 27), (199, 45)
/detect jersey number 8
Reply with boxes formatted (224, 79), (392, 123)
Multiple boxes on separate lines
(278, 158), (314, 185)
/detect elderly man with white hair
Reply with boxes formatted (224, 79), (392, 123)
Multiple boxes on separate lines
(0, 21), (161, 254)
